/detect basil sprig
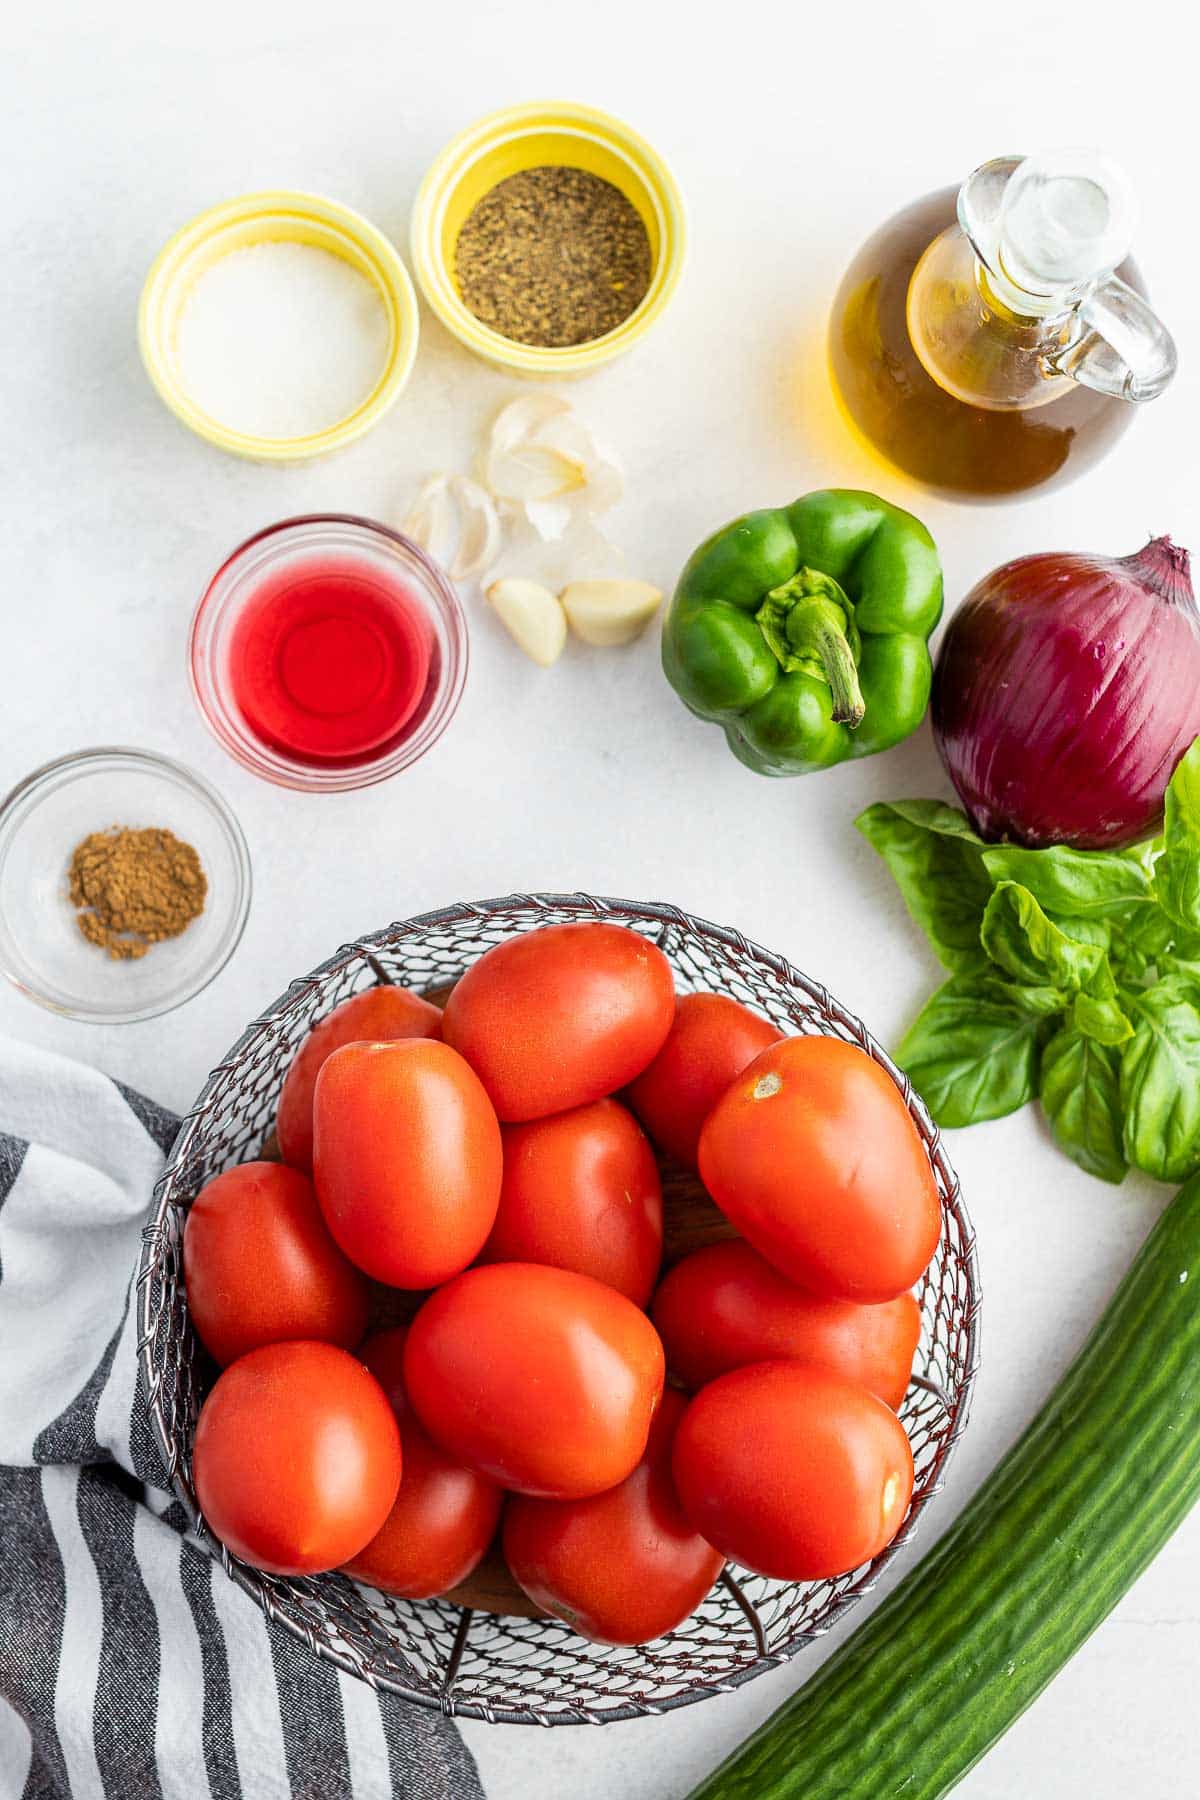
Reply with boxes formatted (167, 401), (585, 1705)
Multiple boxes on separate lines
(857, 737), (1200, 1186)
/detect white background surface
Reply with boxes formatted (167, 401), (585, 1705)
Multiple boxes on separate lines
(5, 3), (1200, 1795)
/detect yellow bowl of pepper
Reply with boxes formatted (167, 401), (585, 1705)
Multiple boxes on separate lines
(410, 100), (687, 377)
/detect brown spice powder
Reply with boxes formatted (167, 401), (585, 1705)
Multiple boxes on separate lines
(68, 827), (208, 961)
(455, 165), (653, 349)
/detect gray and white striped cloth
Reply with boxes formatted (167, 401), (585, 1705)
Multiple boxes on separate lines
(0, 1035), (484, 1800)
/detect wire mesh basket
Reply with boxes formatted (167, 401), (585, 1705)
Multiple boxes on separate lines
(139, 892), (979, 1726)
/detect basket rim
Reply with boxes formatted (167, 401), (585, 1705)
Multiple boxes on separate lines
(138, 890), (981, 1726)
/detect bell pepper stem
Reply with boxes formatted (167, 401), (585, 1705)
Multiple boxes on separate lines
(756, 571), (867, 727)
(806, 618), (867, 726)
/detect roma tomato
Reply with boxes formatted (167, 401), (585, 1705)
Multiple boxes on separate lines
(183, 1162), (370, 1367)
(276, 985), (442, 1169)
(651, 1241), (921, 1407)
(313, 1039), (502, 1288)
(503, 1389), (724, 1645)
(672, 1362), (914, 1582)
(480, 1099), (663, 1305)
(698, 1036), (941, 1302)
(193, 1341), (401, 1576)
(404, 1263), (665, 1499)
(441, 923), (675, 1121)
(626, 993), (782, 1169)
(341, 1328), (502, 1599)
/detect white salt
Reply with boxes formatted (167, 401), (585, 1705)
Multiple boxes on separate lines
(174, 241), (390, 439)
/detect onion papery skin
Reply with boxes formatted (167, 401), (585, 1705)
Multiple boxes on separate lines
(931, 539), (1200, 850)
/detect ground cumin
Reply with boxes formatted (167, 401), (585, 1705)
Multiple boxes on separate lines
(455, 165), (653, 348)
(68, 827), (207, 961)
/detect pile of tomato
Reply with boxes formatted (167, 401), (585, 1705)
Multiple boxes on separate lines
(184, 922), (941, 1647)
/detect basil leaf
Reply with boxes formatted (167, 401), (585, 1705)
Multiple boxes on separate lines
(1153, 737), (1200, 932)
(981, 882), (1105, 990)
(1120, 976), (1200, 1181)
(1161, 957), (1200, 997)
(856, 801), (991, 972)
(1114, 904), (1176, 963)
(1071, 990), (1133, 1047)
(896, 975), (1042, 1127)
(1156, 928), (1200, 993)
(1049, 913), (1111, 951)
(1010, 984), (1070, 1020)
(1040, 1028), (1127, 1184)
(1124, 835), (1163, 875)
(981, 843), (1153, 917)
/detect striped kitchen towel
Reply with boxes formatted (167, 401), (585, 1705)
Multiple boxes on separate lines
(0, 1036), (485, 1800)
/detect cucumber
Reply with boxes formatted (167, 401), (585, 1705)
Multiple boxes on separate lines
(690, 1173), (1200, 1799)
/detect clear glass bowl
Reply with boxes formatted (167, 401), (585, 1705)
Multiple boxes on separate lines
(190, 514), (468, 792)
(0, 747), (252, 1023)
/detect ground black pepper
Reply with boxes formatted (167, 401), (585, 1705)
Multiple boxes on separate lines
(455, 165), (653, 348)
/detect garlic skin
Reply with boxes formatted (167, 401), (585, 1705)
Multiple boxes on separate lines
(448, 475), (503, 580)
(486, 579), (568, 668)
(560, 580), (663, 647)
(401, 473), (455, 564)
(401, 392), (624, 587)
(485, 395), (623, 543)
(401, 472), (504, 582)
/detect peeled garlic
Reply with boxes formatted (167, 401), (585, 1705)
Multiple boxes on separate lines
(486, 578), (568, 668)
(560, 580), (663, 647)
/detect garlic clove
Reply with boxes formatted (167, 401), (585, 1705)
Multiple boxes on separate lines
(560, 579), (663, 647)
(449, 475), (503, 580)
(486, 578), (568, 667)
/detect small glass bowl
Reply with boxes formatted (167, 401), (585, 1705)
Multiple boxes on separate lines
(0, 748), (252, 1023)
(190, 515), (468, 792)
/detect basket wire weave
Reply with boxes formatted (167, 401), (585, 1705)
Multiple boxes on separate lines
(138, 892), (980, 1726)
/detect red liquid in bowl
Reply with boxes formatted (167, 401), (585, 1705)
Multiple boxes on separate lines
(227, 555), (437, 766)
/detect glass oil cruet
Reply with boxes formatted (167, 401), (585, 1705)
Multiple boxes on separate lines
(827, 150), (1178, 499)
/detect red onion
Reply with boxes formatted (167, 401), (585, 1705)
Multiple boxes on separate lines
(931, 537), (1200, 850)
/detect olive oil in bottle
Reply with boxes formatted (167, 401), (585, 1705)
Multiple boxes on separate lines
(828, 152), (1177, 499)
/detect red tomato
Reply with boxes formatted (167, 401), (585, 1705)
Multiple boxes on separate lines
(626, 993), (782, 1169)
(651, 1241), (921, 1407)
(340, 1328), (502, 1599)
(441, 923), (675, 1121)
(503, 1389), (724, 1645)
(671, 1362), (914, 1582)
(276, 985), (442, 1169)
(183, 1162), (370, 1367)
(193, 1342), (401, 1576)
(480, 1099), (663, 1305)
(698, 1037), (941, 1302)
(313, 1039), (502, 1288)
(404, 1263), (665, 1499)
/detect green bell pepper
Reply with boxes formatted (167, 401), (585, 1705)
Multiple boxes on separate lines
(661, 489), (943, 776)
